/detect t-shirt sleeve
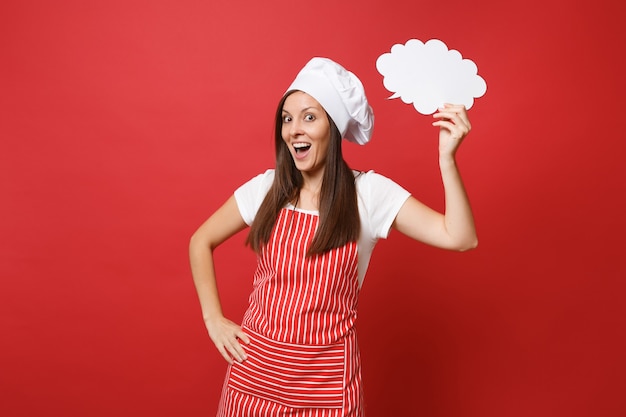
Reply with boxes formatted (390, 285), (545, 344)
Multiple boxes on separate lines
(233, 169), (275, 225)
(357, 170), (411, 239)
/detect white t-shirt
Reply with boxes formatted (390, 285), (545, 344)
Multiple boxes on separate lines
(234, 169), (411, 286)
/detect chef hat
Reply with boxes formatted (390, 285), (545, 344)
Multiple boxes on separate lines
(286, 57), (374, 145)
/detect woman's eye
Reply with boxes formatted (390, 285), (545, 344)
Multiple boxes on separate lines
(283, 115), (292, 123)
(305, 114), (315, 121)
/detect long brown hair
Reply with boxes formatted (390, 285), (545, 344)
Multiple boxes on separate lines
(246, 90), (360, 256)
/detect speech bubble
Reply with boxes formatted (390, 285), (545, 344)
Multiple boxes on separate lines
(376, 39), (487, 115)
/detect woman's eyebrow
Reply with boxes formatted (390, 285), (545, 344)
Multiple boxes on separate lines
(283, 106), (318, 114)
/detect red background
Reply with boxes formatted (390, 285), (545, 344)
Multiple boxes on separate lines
(2, 0), (625, 416)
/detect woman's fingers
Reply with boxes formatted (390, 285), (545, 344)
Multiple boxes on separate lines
(225, 337), (248, 363)
(216, 344), (234, 364)
(236, 328), (251, 345)
(433, 104), (471, 138)
(434, 104), (469, 124)
(216, 338), (248, 364)
(207, 317), (250, 364)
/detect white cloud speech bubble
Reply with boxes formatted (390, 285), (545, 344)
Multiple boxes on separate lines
(376, 39), (487, 115)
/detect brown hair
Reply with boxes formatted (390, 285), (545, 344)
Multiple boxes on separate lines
(245, 90), (360, 256)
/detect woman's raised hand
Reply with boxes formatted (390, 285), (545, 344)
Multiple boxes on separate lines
(432, 104), (472, 159)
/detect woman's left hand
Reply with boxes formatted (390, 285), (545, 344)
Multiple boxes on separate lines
(432, 104), (472, 159)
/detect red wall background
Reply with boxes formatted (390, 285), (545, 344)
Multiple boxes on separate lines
(2, 1), (625, 416)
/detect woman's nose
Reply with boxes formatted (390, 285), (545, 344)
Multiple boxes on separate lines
(290, 120), (303, 136)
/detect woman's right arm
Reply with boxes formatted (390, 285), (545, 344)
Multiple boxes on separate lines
(189, 195), (251, 364)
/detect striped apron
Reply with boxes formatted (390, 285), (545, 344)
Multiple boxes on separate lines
(218, 207), (363, 416)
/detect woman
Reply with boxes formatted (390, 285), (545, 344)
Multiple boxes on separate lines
(189, 57), (477, 416)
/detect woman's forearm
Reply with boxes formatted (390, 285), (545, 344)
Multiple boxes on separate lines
(189, 236), (225, 323)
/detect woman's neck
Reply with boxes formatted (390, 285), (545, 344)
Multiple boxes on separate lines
(300, 170), (323, 193)
(297, 173), (323, 211)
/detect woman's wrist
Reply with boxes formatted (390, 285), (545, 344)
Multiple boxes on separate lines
(438, 154), (458, 169)
(203, 308), (224, 324)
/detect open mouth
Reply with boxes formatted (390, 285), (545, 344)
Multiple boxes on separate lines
(293, 143), (311, 154)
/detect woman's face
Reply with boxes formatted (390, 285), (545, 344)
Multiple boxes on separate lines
(281, 91), (331, 177)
